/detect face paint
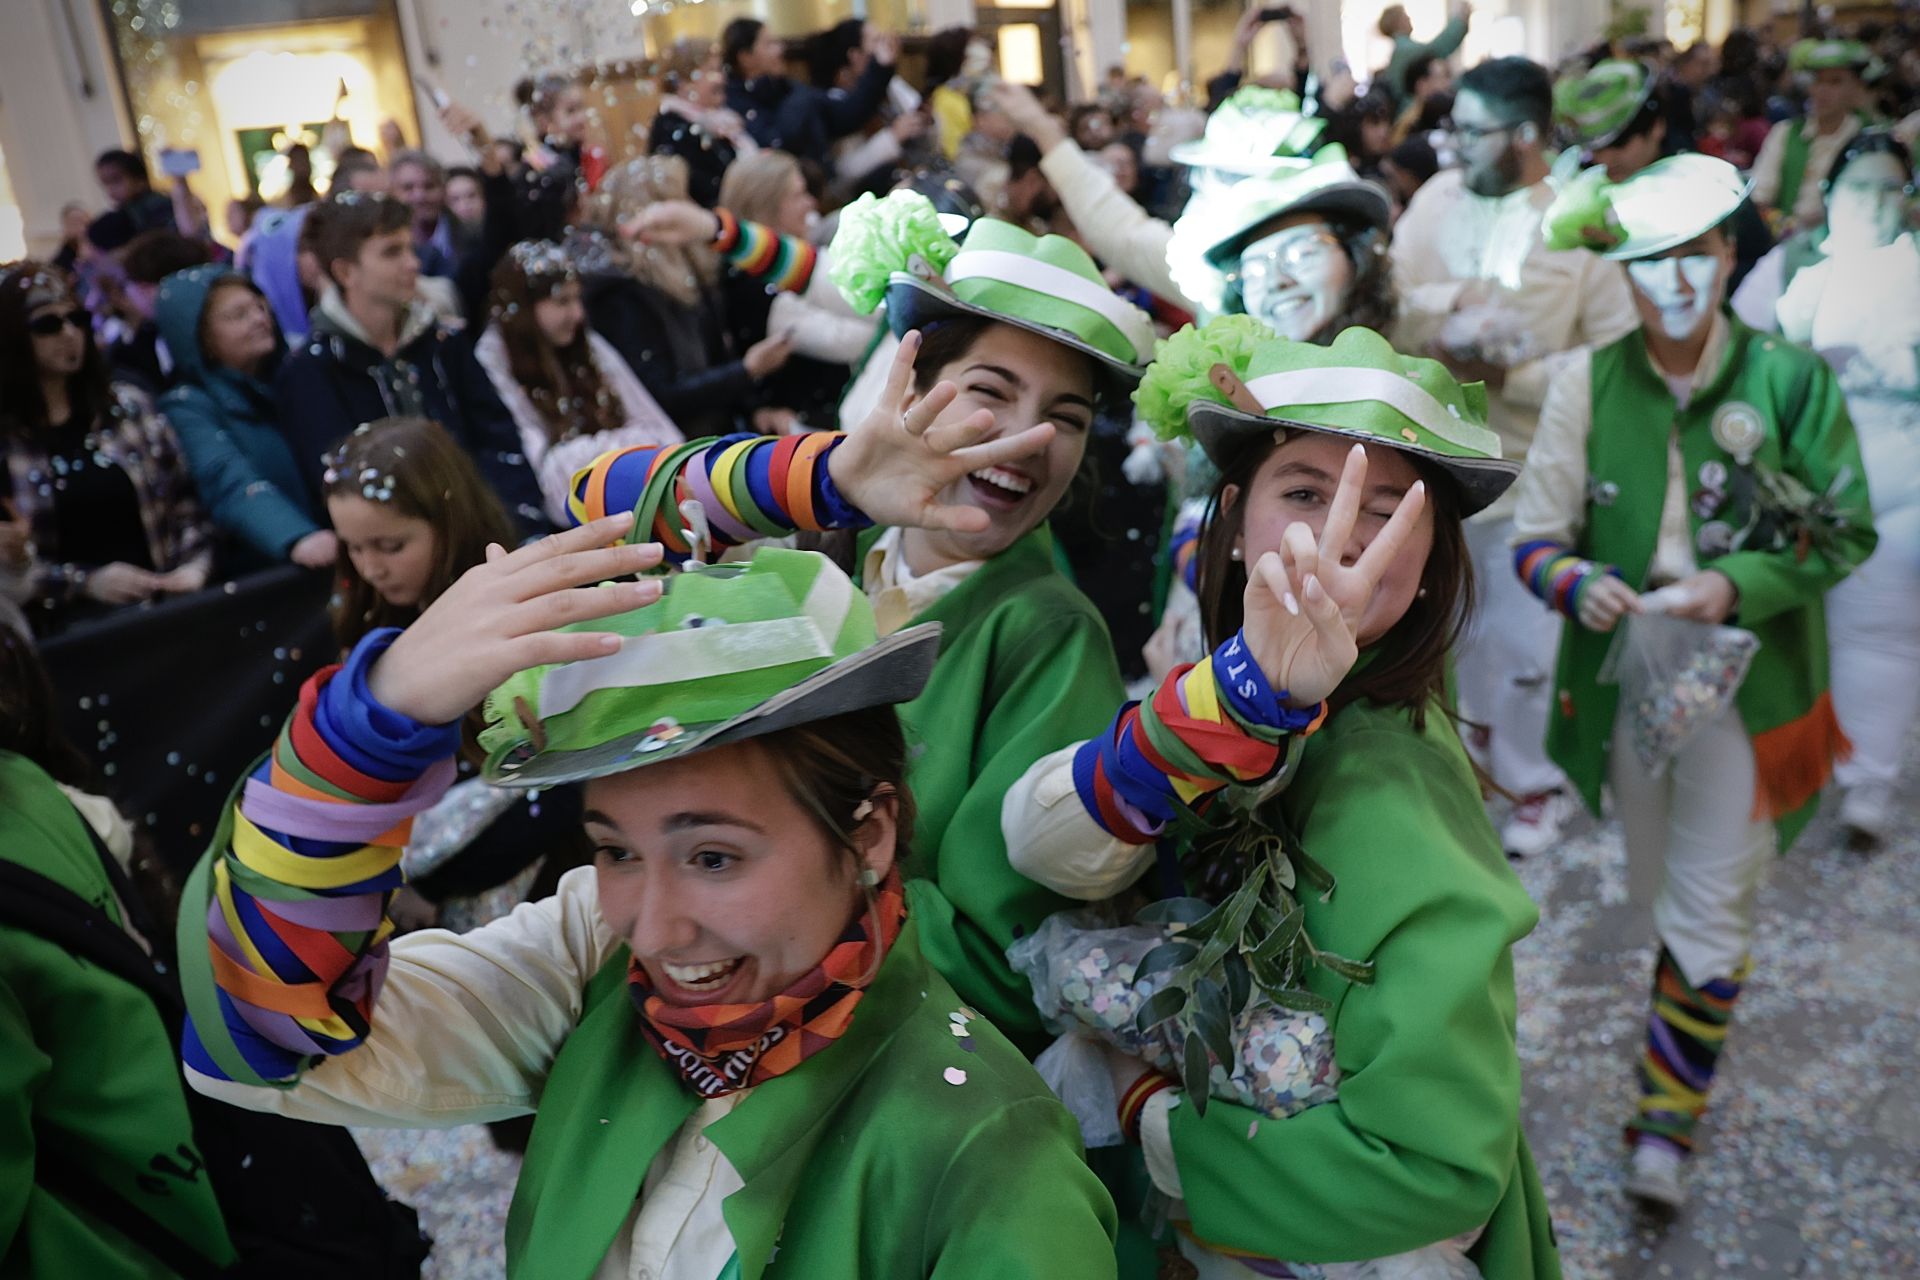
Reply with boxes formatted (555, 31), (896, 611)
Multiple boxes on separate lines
(1627, 253), (1721, 340)
(1237, 224), (1352, 342)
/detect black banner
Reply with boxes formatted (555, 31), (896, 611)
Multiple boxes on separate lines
(40, 566), (336, 876)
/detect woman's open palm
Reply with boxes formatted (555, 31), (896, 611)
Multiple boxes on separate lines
(1242, 444), (1427, 708)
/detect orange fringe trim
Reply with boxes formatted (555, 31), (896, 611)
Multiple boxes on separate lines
(1750, 691), (1852, 821)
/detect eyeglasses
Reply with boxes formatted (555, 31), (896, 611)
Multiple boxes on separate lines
(28, 308), (90, 336)
(1448, 119), (1523, 145)
(1236, 229), (1344, 285)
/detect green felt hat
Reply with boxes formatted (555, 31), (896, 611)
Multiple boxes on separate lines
(1789, 38), (1873, 74)
(1166, 150), (1393, 319)
(884, 216), (1156, 379)
(1543, 153), (1751, 260)
(1170, 86), (1330, 176)
(1554, 59), (1656, 150)
(478, 549), (940, 787)
(1134, 318), (1518, 515)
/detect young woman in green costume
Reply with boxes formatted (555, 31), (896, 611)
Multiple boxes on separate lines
(177, 500), (1120, 1278)
(569, 192), (1157, 1054)
(1004, 319), (1562, 1278)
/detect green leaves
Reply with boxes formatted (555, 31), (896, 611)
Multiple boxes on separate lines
(1128, 807), (1374, 1106)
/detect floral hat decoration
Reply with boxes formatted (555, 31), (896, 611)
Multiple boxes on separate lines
(1134, 316), (1519, 515)
(478, 549), (940, 787)
(1543, 152), (1750, 260)
(829, 189), (1156, 387)
(1553, 59), (1657, 151)
(1165, 148), (1393, 319)
(1170, 86), (1330, 176)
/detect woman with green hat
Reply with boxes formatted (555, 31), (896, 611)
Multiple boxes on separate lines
(175, 509), (1120, 1279)
(566, 192), (1154, 1054)
(1003, 316), (1561, 1277)
(1751, 38), (1875, 233)
(1518, 153), (1874, 1208)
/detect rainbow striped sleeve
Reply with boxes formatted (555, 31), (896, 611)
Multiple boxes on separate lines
(1513, 538), (1624, 623)
(1072, 630), (1326, 844)
(565, 433), (870, 562)
(182, 629), (461, 1085)
(713, 207), (817, 294)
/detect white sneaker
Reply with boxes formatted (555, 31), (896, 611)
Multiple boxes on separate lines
(1500, 789), (1577, 858)
(1838, 785), (1890, 852)
(1624, 1140), (1686, 1209)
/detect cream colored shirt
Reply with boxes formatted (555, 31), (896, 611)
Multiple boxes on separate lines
(1390, 168), (1639, 522)
(1508, 317), (1756, 582)
(185, 868), (746, 1280)
(860, 525), (982, 636)
(1038, 138), (1186, 307)
(1751, 115), (1864, 232)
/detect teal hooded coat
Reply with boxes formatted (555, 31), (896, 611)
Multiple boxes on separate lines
(156, 265), (320, 567)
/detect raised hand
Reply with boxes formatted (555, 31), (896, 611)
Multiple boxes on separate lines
(1242, 444), (1427, 707)
(621, 199), (721, 247)
(366, 513), (664, 725)
(827, 331), (1057, 535)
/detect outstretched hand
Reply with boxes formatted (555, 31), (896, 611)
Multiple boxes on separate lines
(367, 513), (665, 725)
(1241, 444), (1427, 707)
(828, 330), (1057, 535)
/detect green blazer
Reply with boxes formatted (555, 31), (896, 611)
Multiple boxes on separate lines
(1165, 701), (1562, 1278)
(872, 525), (1127, 1055)
(508, 892), (1119, 1280)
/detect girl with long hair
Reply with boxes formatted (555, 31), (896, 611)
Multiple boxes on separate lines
(474, 241), (682, 523)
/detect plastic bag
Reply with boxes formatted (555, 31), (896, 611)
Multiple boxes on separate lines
(1009, 911), (1339, 1138)
(1599, 607), (1759, 774)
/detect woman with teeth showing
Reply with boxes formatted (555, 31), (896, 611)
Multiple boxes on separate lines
(174, 514), (1122, 1273)
(565, 196), (1156, 1057)
(1514, 154), (1873, 1211)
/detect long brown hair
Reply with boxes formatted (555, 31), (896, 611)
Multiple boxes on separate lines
(325, 416), (516, 651)
(1193, 434), (1476, 730)
(0, 263), (115, 440)
(489, 241), (626, 444)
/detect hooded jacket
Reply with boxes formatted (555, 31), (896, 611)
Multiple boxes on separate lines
(156, 264), (320, 568)
(243, 205), (314, 344)
(272, 288), (550, 534)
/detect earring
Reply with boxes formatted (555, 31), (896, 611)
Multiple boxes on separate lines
(857, 867), (880, 888)
(1230, 546), (1244, 562)
(1417, 587), (1429, 598)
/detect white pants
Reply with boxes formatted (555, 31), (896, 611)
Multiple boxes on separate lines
(1827, 406), (1920, 826)
(1460, 517), (1567, 796)
(1609, 707), (1775, 988)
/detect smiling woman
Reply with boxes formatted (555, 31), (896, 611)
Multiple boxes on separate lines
(174, 524), (1120, 1279)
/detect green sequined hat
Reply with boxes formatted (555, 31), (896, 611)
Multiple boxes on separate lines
(479, 549), (940, 787)
(1554, 59), (1656, 150)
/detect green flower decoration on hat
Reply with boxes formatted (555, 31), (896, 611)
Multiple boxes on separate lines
(1166, 148), (1392, 318)
(1171, 86), (1330, 176)
(478, 549), (940, 787)
(827, 189), (962, 316)
(883, 216), (1156, 378)
(1789, 38), (1874, 74)
(1134, 319), (1518, 516)
(1544, 153), (1750, 260)
(1554, 59), (1655, 150)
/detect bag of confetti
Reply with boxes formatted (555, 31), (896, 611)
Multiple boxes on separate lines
(1009, 911), (1339, 1137)
(1599, 608), (1760, 775)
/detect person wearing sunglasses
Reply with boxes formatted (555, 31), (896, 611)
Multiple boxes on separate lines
(0, 265), (212, 633)
(1388, 55), (1639, 858)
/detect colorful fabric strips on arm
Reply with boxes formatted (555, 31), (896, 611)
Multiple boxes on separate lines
(565, 433), (870, 561)
(1514, 538), (1625, 623)
(713, 206), (817, 293)
(1072, 630), (1326, 844)
(181, 629), (461, 1086)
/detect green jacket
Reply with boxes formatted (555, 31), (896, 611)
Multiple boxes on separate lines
(1385, 16), (1469, 106)
(875, 526), (1126, 1055)
(0, 751), (234, 1279)
(1547, 323), (1874, 846)
(509, 893), (1119, 1280)
(1167, 701), (1561, 1278)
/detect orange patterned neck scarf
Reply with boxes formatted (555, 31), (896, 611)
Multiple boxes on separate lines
(627, 871), (907, 1097)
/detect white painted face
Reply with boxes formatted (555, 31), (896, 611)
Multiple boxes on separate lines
(1237, 221), (1352, 342)
(1626, 253), (1721, 341)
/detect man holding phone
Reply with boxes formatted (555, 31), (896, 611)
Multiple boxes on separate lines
(1380, 2), (1473, 110)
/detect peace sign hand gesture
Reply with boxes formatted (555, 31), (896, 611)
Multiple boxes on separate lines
(827, 330), (1057, 534)
(1242, 443), (1427, 708)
